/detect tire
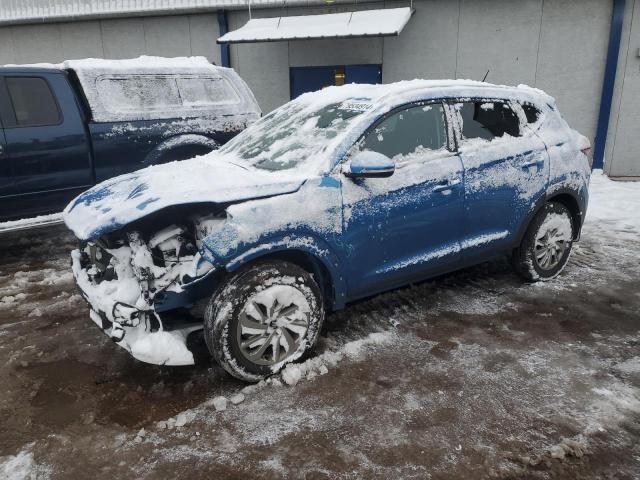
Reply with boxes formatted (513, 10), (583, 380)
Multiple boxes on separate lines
(204, 260), (324, 382)
(512, 202), (575, 282)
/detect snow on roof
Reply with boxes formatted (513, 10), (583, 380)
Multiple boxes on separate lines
(289, 79), (555, 111)
(214, 79), (556, 178)
(4, 55), (215, 71)
(217, 7), (413, 44)
(64, 55), (217, 72)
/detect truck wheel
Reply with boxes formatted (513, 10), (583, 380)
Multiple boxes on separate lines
(513, 202), (574, 282)
(204, 260), (324, 382)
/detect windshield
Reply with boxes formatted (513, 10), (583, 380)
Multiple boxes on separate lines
(219, 98), (371, 172)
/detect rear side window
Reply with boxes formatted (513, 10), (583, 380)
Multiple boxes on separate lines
(456, 101), (520, 142)
(362, 103), (447, 159)
(521, 102), (541, 124)
(5, 77), (61, 127)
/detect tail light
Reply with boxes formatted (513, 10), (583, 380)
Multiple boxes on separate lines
(576, 135), (592, 167)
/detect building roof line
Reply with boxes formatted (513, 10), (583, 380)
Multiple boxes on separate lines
(0, 0), (383, 26)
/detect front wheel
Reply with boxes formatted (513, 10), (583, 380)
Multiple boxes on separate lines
(513, 202), (575, 282)
(204, 260), (324, 382)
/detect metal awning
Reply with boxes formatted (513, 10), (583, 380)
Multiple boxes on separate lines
(217, 7), (414, 44)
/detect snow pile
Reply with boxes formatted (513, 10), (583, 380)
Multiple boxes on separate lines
(280, 331), (396, 386)
(585, 171), (640, 238)
(588, 384), (640, 431)
(0, 444), (47, 480)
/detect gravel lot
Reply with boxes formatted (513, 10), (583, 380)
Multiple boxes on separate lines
(1, 173), (639, 479)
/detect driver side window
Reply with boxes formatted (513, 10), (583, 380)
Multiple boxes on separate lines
(361, 103), (447, 160)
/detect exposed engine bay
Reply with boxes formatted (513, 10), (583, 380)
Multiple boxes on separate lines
(72, 209), (227, 365)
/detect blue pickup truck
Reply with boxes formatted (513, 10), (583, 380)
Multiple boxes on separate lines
(0, 56), (260, 222)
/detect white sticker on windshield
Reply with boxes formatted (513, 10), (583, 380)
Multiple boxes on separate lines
(340, 100), (373, 112)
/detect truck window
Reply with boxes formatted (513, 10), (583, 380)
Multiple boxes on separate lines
(97, 75), (182, 114)
(5, 77), (61, 127)
(176, 77), (240, 107)
(96, 74), (241, 116)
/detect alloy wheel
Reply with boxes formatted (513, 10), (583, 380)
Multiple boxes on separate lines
(236, 286), (310, 366)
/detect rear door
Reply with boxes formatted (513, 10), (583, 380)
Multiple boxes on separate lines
(0, 80), (17, 203)
(0, 73), (93, 217)
(451, 99), (549, 260)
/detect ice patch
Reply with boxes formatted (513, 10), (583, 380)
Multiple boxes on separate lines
(613, 357), (640, 374)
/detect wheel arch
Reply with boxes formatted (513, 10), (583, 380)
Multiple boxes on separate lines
(143, 134), (219, 165)
(546, 191), (583, 240)
(222, 237), (346, 311)
(514, 188), (584, 246)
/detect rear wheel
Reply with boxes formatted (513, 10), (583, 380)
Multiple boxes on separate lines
(204, 260), (324, 382)
(513, 202), (574, 281)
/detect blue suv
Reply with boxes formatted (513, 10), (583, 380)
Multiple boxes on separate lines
(64, 80), (592, 381)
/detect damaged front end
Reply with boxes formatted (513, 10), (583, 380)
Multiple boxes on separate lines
(71, 212), (226, 366)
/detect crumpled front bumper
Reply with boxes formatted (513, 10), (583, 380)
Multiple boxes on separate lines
(71, 249), (195, 366)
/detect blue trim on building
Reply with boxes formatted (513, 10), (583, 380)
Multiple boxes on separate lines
(217, 10), (231, 68)
(594, 0), (625, 170)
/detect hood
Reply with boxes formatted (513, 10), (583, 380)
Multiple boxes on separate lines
(63, 155), (305, 240)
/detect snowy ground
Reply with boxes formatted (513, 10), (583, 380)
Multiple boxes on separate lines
(0, 172), (638, 479)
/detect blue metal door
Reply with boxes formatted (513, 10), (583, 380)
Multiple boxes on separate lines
(290, 64), (382, 99)
(345, 65), (382, 84)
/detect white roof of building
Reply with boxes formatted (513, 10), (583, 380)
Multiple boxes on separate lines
(0, 0), (379, 25)
(217, 7), (413, 44)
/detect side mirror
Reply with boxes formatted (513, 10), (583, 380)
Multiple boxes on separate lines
(343, 151), (395, 178)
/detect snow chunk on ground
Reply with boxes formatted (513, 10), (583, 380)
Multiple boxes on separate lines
(174, 410), (196, 427)
(209, 396), (227, 412)
(282, 364), (303, 386)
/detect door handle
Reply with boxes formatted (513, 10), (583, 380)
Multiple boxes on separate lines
(448, 178), (462, 187)
(521, 160), (543, 170)
(433, 177), (461, 193)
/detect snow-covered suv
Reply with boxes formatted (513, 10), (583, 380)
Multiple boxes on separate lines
(64, 80), (591, 381)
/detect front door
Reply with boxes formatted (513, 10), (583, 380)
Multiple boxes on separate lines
(340, 101), (464, 299)
(0, 74), (93, 218)
(290, 64), (382, 99)
(451, 99), (549, 259)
